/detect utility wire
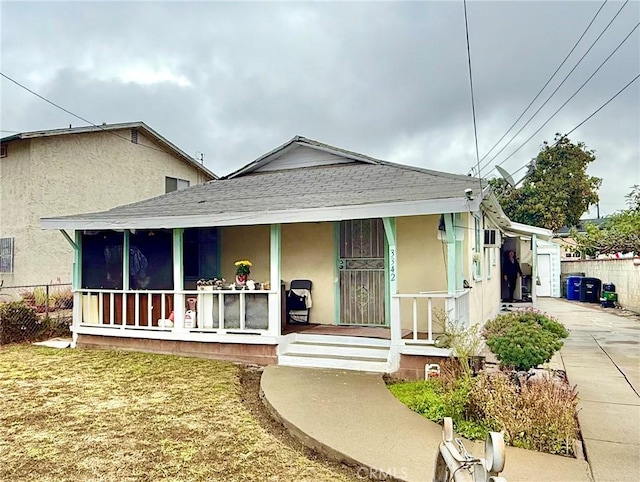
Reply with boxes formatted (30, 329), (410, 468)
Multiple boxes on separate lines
(476, 0), (630, 176)
(502, 71), (640, 181)
(0, 71), (185, 158)
(462, 0), (483, 196)
(486, 22), (639, 177)
(471, 0), (609, 176)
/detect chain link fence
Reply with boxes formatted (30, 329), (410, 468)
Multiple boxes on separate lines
(0, 283), (73, 345)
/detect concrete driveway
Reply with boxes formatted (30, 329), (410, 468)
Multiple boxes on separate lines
(538, 298), (640, 482)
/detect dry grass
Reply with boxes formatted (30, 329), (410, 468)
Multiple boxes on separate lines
(0, 345), (358, 481)
(468, 371), (579, 455)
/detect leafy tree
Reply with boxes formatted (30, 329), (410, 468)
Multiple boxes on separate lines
(490, 135), (601, 231)
(572, 185), (640, 256)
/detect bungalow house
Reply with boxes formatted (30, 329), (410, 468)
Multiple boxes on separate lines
(0, 122), (216, 287)
(41, 136), (551, 378)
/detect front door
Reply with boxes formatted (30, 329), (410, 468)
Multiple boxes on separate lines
(338, 219), (386, 325)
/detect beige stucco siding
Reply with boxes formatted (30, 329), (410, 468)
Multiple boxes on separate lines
(0, 140), (32, 285)
(396, 215), (448, 332)
(281, 222), (335, 324)
(1, 130), (209, 287)
(467, 215), (502, 326)
(220, 225), (271, 284)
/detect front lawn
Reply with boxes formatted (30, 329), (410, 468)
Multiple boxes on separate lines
(0, 345), (357, 481)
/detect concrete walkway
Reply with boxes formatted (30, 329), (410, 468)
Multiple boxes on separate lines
(261, 365), (591, 481)
(538, 298), (640, 482)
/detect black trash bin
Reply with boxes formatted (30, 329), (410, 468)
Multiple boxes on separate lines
(579, 278), (601, 303)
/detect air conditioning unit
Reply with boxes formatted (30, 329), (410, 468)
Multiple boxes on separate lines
(484, 229), (500, 247)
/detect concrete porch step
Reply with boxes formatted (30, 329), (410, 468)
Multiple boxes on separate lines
(286, 341), (389, 358)
(278, 352), (389, 373)
(293, 333), (391, 347)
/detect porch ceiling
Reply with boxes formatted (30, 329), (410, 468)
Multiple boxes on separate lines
(42, 162), (484, 230)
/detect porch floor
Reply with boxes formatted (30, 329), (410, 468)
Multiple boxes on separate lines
(283, 323), (439, 340)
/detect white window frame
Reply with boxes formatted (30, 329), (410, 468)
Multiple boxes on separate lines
(0, 237), (14, 273)
(473, 215), (483, 281)
(165, 176), (190, 193)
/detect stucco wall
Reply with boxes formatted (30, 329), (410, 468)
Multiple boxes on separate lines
(561, 258), (640, 313)
(0, 130), (210, 287)
(466, 215), (502, 327)
(220, 225), (271, 284)
(396, 215), (448, 332)
(0, 140), (32, 286)
(281, 222), (335, 323)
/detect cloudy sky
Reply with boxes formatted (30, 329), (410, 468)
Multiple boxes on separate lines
(1, 1), (638, 215)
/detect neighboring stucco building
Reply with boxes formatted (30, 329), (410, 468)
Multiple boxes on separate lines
(0, 122), (216, 287)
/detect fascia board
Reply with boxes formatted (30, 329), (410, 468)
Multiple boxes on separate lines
(41, 197), (480, 231)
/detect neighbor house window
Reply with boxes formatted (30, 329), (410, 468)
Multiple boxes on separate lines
(165, 176), (190, 193)
(0, 144), (7, 158)
(0, 237), (14, 273)
(183, 227), (218, 288)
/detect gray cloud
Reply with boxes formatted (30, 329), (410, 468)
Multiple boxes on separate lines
(2, 1), (638, 214)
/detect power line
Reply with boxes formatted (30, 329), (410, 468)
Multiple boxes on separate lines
(487, 22), (639, 177)
(462, 0), (483, 196)
(476, 0), (630, 176)
(0, 71), (181, 158)
(471, 0), (610, 176)
(501, 71), (640, 181)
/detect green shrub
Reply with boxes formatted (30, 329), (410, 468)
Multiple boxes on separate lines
(468, 372), (578, 455)
(483, 310), (568, 371)
(388, 376), (486, 440)
(483, 309), (568, 340)
(0, 301), (40, 344)
(486, 322), (563, 371)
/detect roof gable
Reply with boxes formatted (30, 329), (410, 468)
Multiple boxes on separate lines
(225, 136), (379, 178)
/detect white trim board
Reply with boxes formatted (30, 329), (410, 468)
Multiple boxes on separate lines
(42, 197), (481, 230)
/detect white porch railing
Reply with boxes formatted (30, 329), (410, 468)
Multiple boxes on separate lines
(75, 288), (279, 341)
(391, 289), (471, 345)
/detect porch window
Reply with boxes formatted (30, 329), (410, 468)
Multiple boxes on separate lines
(183, 227), (219, 288)
(129, 229), (173, 290)
(82, 231), (124, 289)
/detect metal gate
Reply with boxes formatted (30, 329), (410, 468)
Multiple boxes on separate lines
(338, 219), (386, 325)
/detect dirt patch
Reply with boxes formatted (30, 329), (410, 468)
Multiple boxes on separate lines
(239, 366), (362, 480)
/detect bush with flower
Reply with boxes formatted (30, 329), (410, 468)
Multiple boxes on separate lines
(234, 260), (252, 276)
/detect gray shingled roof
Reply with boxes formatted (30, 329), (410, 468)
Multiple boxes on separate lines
(47, 161), (483, 223)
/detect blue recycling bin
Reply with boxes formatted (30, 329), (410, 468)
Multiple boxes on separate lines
(566, 276), (583, 300)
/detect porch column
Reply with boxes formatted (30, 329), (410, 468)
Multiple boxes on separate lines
(444, 214), (457, 294)
(454, 213), (464, 291)
(268, 224), (281, 337)
(532, 233), (538, 306)
(382, 217), (399, 325)
(121, 230), (130, 328)
(71, 230), (82, 347)
(172, 229), (185, 331)
(383, 217), (401, 371)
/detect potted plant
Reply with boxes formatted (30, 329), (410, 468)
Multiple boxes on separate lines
(234, 260), (252, 287)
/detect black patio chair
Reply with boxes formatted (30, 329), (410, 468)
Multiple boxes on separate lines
(286, 279), (312, 324)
